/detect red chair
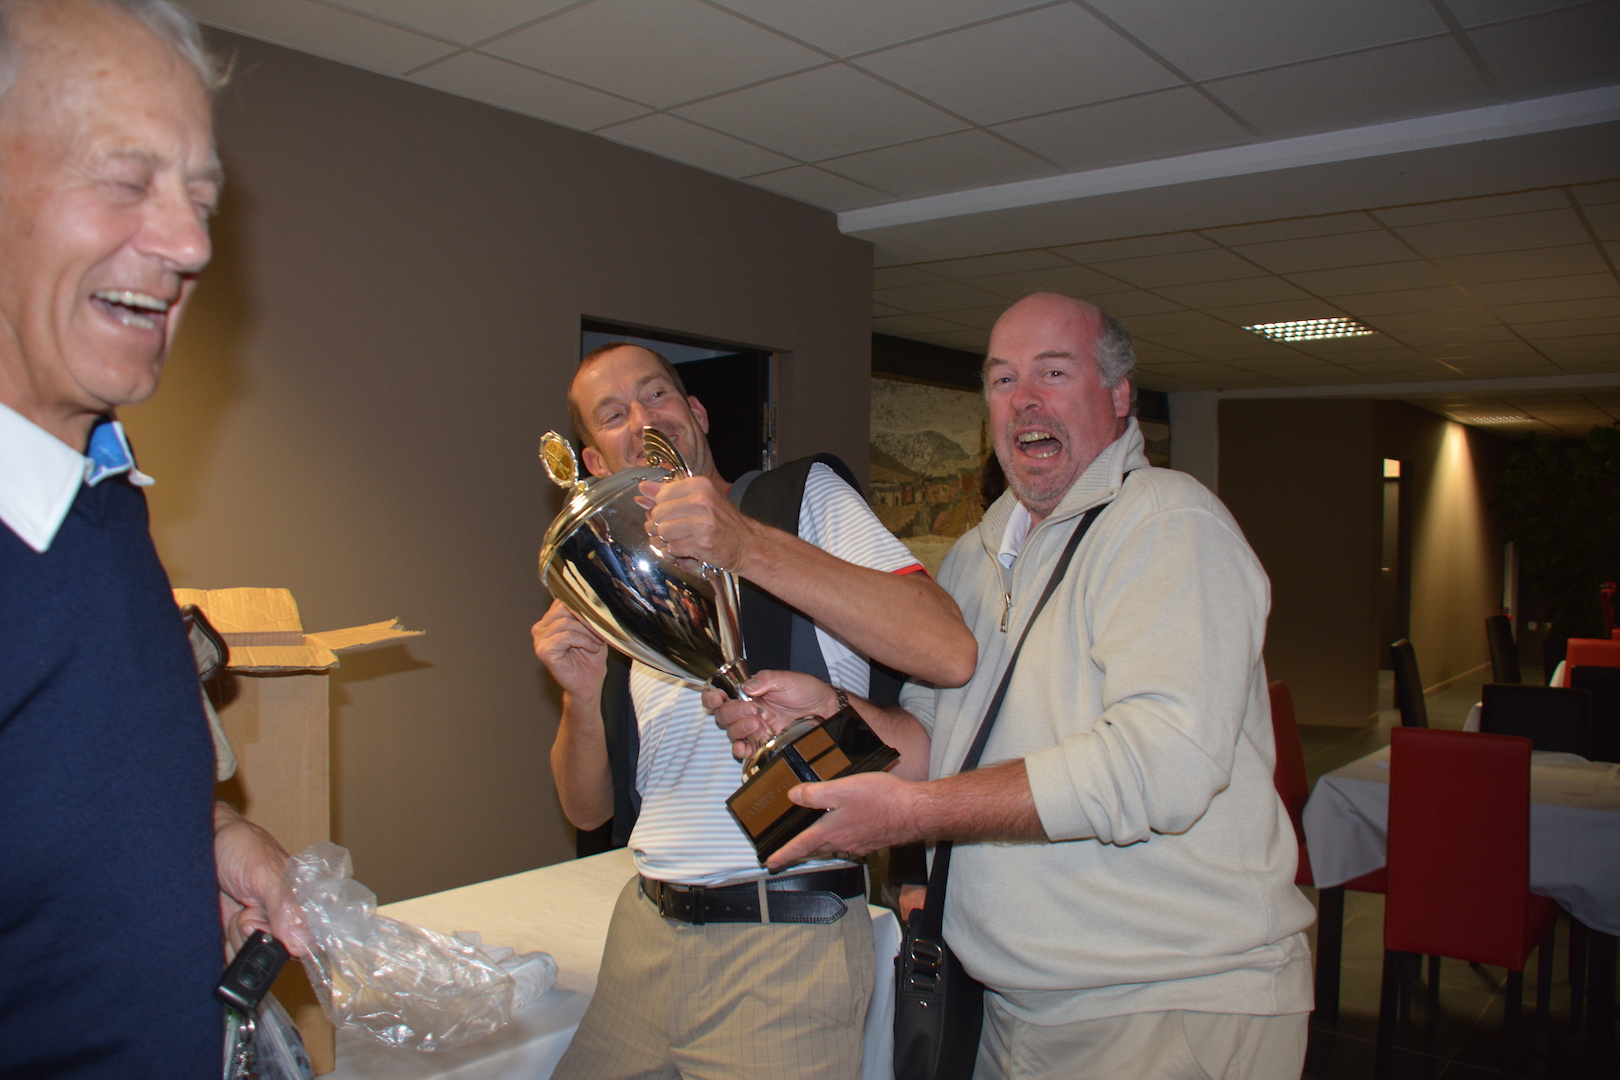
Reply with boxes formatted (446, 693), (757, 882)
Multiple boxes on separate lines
(1268, 680), (1394, 1023)
(1562, 638), (1620, 684)
(1375, 728), (1560, 1078)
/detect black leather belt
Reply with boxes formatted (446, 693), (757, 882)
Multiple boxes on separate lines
(640, 866), (865, 925)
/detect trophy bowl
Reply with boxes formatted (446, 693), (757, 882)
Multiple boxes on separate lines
(538, 427), (900, 863)
(538, 435), (749, 698)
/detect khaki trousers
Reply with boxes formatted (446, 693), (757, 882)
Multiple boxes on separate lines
(553, 876), (875, 1080)
(975, 996), (1308, 1080)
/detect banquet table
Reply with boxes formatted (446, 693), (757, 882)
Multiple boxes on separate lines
(1302, 744), (1619, 1064)
(325, 848), (901, 1080)
(1302, 744), (1620, 934)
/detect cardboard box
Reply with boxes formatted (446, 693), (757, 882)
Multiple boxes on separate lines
(173, 587), (421, 1074)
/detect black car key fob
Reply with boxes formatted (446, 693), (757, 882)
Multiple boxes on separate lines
(216, 930), (290, 1013)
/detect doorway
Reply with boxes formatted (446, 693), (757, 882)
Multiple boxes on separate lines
(580, 319), (775, 481)
(1379, 458), (1412, 667)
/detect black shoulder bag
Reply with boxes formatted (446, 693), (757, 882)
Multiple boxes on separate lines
(894, 496), (1116, 1080)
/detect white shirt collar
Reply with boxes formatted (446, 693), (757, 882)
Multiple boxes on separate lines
(997, 501), (1034, 568)
(0, 402), (152, 554)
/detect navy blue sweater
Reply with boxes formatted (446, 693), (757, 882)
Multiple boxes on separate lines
(1, 476), (219, 1078)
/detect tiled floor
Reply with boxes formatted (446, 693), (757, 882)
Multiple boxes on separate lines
(1297, 664), (1614, 1078)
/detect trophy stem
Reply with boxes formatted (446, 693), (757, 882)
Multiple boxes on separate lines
(708, 660), (752, 700)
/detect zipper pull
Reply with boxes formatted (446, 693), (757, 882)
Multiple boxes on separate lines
(1000, 591), (1012, 632)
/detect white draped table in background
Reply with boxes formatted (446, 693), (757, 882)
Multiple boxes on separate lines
(325, 848), (901, 1080)
(1301, 745), (1620, 935)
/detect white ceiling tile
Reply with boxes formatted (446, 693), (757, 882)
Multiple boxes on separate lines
(1054, 234), (1214, 263)
(1445, 1), (1597, 28)
(187, 0), (456, 73)
(596, 114), (795, 177)
(961, 264), (1125, 299)
(1394, 209), (1592, 256)
(873, 302), (908, 318)
(709, 0), (1046, 57)
(1233, 231), (1416, 274)
(1086, 0), (1448, 80)
(1398, 324), (1521, 345)
(1470, 272), (1620, 305)
(1145, 327), (1275, 350)
(1582, 202), (1620, 241)
(992, 88), (1253, 172)
(483, 0), (825, 107)
(675, 66), (965, 160)
(1202, 214), (1382, 245)
(1286, 261), (1452, 295)
(1467, 3), (1620, 95)
(874, 266), (951, 289)
(1514, 316), (1620, 337)
(912, 328), (993, 351)
(919, 250), (1074, 280)
(1124, 311), (1231, 335)
(325, 0), (576, 45)
(1203, 298), (1344, 325)
(744, 166), (889, 211)
(1374, 190), (1573, 226)
(819, 131), (1055, 200)
(1491, 296), (1620, 322)
(1334, 286), (1478, 315)
(411, 52), (645, 129)
(1433, 245), (1612, 284)
(1085, 291), (1191, 317)
(935, 305), (1012, 330)
(854, 6), (1179, 125)
(1155, 277), (1312, 307)
(1207, 38), (1493, 139)
(1574, 180), (1620, 206)
(1514, 333), (1620, 353)
(873, 313), (975, 335)
(1089, 248), (1262, 288)
(1363, 306), (1502, 332)
(873, 280), (1010, 313)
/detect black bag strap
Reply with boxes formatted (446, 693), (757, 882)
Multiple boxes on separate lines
(914, 483), (1126, 937)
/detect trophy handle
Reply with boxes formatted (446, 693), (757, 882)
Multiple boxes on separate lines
(643, 427), (691, 478)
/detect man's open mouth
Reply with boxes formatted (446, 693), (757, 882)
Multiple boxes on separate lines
(90, 289), (171, 332)
(1016, 431), (1061, 459)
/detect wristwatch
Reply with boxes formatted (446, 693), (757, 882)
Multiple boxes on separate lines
(831, 686), (851, 715)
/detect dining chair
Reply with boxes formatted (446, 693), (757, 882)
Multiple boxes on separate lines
(1485, 613), (1521, 684)
(1267, 680), (1403, 1024)
(1375, 728), (1560, 1079)
(1479, 683), (1593, 756)
(1570, 665), (1620, 764)
(1563, 637), (1620, 684)
(1390, 639), (1428, 727)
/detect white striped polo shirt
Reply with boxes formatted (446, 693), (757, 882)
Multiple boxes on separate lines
(628, 463), (922, 885)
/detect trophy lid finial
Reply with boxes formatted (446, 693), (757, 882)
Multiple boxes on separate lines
(540, 431), (582, 489)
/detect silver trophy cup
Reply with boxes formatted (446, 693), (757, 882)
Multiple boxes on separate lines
(538, 427), (899, 861)
(538, 427), (751, 698)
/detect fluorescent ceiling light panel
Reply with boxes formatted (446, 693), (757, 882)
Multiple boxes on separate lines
(1244, 317), (1375, 342)
(1465, 415), (1533, 423)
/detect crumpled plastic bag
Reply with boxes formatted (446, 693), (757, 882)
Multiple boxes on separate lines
(287, 842), (518, 1052)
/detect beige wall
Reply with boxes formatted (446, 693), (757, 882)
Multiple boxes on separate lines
(121, 32), (873, 902)
(1218, 398), (1509, 727)
(1376, 402), (1509, 691)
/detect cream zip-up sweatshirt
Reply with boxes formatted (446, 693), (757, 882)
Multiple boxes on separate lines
(900, 420), (1315, 1025)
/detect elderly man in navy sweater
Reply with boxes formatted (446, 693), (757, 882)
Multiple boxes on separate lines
(0, 1), (306, 1075)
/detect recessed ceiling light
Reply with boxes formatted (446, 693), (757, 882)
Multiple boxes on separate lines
(1244, 317), (1376, 342)
(1464, 415), (1532, 423)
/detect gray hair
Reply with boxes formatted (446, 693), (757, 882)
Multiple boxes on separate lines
(1093, 313), (1137, 408)
(0, 0), (223, 104)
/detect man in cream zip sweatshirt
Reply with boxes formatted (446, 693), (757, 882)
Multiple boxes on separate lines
(711, 292), (1315, 1079)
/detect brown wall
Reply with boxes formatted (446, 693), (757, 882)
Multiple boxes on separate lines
(1219, 398), (1509, 727)
(121, 32), (873, 902)
(1220, 400), (1383, 726)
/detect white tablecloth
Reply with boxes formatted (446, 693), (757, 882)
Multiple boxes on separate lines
(326, 848), (901, 1079)
(1302, 746), (1620, 934)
